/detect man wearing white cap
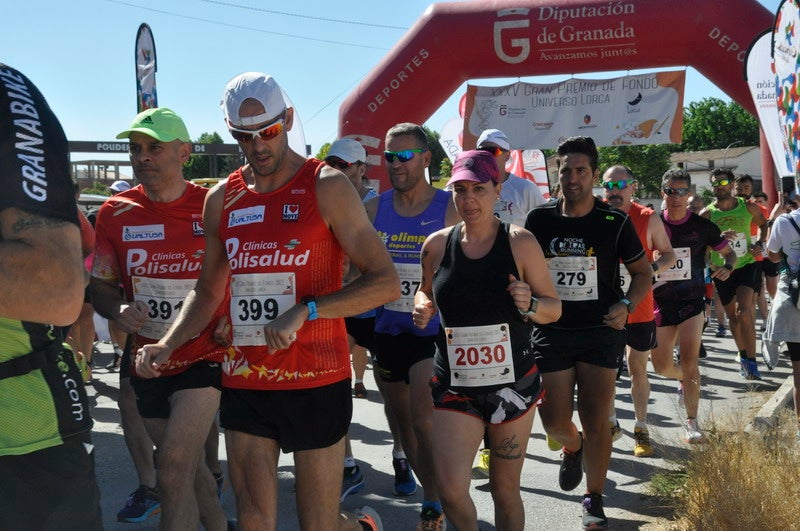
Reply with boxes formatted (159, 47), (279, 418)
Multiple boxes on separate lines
(137, 73), (397, 531)
(110, 180), (132, 194)
(477, 129), (546, 227)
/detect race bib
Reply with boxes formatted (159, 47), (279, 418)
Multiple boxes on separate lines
(655, 247), (691, 282)
(384, 262), (421, 313)
(729, 232), (747, 257)
(230, 272), (295, 346)
(547, 256), (598, 301)
(618, 264), (631, 293)
(445, 323), (515, 387)
(132, 276), (196, 340)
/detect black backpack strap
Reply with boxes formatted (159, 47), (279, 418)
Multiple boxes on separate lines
(0, 348), (50, 380)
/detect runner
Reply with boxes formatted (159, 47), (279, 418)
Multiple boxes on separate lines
(524, 136), (651, 530)
(138, 72), (396, 531)
(413, 150), (561, 530)
(365, 122), (461, 530)
(650, 170), (735, 443)
(602, 165), (675, 458)
(700, 169), (768, 379)
(92, 107), (227, 530)
(0, 62), (101, 530)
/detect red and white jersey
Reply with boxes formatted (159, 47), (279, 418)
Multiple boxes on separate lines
(92, 183), (228, 376)
(219, 160), (349, 390)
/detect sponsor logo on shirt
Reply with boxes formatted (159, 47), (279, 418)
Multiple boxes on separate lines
(228, 206), (265, 228)
(123, 224), (165, 242)
(282, 204), (299, 222)
(193, 221), (205, 237)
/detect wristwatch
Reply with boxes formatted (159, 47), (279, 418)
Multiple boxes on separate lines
(620, 298), (633, 313)
(651, 262), (659, 273)
(723, 264), (733, 271)
(518, 296), (538, 319)
(301, 295), (318, 321)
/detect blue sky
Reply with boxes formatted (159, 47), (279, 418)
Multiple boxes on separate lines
(1, 0), (782, 161)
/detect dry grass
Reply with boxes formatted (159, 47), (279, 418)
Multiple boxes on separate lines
(653, 409), (800, 530)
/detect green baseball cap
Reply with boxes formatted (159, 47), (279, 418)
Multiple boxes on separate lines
(116, 107), (191, 142)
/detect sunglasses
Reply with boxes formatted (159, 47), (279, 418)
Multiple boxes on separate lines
(663, 187), (690, 197)
(602, 180), (635, 190)
(711, 179), (730, 187)
(326, 158), (352, 171)
(384, 149), (426, 164)
(229, 116), (285, 143)
(479, 146), (506, 157)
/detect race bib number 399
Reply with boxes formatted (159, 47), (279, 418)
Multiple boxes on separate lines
(230, 272), (295, 346)
(445, 323), (515, 387)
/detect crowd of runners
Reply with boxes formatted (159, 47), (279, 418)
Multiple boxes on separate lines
(2, 63), (800, 531)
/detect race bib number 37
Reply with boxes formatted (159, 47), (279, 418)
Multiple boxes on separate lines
(384, 262), (421, 313)
(230, 272), (295, 346)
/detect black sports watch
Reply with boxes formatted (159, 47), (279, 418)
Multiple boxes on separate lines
(518, 296), (538, 319)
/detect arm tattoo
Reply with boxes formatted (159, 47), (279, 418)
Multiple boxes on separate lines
(12, 213), (68, 234)
(492, 433), (524, 460)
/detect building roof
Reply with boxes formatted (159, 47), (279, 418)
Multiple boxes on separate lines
(669, 145), (756, 164)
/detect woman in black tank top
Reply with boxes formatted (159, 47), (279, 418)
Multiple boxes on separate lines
(412, 150), (561, 531)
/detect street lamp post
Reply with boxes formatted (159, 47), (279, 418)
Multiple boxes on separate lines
(722, 139), (744, 169)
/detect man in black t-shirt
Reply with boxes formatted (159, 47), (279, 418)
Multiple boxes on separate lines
(525, 136), (651, 530)
(0, 64), (102, 530)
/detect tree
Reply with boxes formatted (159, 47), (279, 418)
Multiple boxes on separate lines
(423, 126), (446, 178)
(315, 142), (331, 160)
(183, 132), (238, 180)
(598, 144), (673, 197)
(680, 98), (759, 152)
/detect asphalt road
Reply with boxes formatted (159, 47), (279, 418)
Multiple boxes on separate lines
(86, 315), (791, 530)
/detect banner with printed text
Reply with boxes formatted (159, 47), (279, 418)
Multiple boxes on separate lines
(746, 30), (793, 177)
(135, 23), (158, 112)
(462, 71), (685, 150)
(773, 0), (800, 179)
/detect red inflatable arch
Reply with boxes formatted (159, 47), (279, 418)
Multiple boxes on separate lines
(339, 0), (774, 197)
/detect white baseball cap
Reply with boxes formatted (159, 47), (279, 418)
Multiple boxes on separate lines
(221, 72), (287, 128)
(110, 180), (131, 193)
(327, 139), (366, 164)
(476, 129), (511, 151)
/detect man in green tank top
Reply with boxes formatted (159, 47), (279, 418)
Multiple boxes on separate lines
(700, 169), (768, 380)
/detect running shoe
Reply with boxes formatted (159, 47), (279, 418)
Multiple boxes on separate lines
(559, 435), (584, 491)
(745, 358), (761, 380)
(355, 506), (383, 531)
(392, 457), (418, 496)
(471, 448), (490, 479)
(546, 433), (562, 451)
(677, 382), (684, 409)
(213, 472), (224, 499)
(582, 492), (608, 530)
(715, 325), (727, 338)
(610, 420), (622, 443)
(415, 506), (446, 531)
(684, 418), (706, 444)
(116, 485), (161, 523)
(353, 382), (368, 399)
(106, 352), (121, 371)
(633, 427), (654, 458)
(341, 464), (366, 503)
(738, 358), (749, 379)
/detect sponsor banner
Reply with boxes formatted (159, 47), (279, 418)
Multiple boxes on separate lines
(135, 23), (158, 113)
(508, 149), (550, 198)
(746, 30), (794, 177)
(438, 117), (464, 162)
(773, 0), (800, 178)
(462, 71), (685, 149)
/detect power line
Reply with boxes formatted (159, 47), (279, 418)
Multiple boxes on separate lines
(107, 0), (391, 50)
(196, 0), (408, 31)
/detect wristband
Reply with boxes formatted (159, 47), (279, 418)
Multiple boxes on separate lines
(620, 298), (633, 313)
(652, 262), (659, 272)
(301, 295), (318, 321)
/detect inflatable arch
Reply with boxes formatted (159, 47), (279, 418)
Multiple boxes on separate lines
(339, 0), (775, 198)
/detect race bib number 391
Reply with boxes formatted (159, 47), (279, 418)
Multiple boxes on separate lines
(230, 272), (295, 346)
(132, 276), (196, 340)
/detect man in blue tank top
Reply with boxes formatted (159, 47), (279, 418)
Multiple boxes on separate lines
(365, 123), (460, 530)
